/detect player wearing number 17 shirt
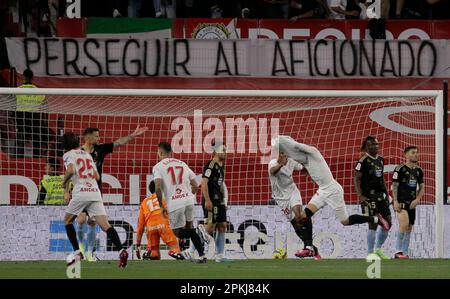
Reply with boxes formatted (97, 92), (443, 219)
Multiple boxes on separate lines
(153, 142), (208, 263)
(61, 132), (128, 268)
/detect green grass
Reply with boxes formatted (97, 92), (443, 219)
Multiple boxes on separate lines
(1, 259), (450, 279)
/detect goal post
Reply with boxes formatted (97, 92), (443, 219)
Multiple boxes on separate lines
(0, 88), (445, 260)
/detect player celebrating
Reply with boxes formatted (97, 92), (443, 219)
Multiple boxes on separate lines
(354, 136), (392, 259)
(201, 141), (229, 262)
(61, 132), (128, 268)
(269, 148), (313, 257)
(136, 181), (183, 260)
(153, 142), (208, 263)
(76, 126), (147, 262)
(392, 146), (424, 259)
(273, 135), (389, 259)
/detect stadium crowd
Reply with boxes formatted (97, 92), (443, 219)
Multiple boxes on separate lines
(1, 0), (449, 37)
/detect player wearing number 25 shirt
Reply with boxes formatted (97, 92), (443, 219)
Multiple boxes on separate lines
(61, 132), (128, 268)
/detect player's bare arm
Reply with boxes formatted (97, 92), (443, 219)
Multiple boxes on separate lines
(202, 177), (213, 211)
(191, 178), (199, 194)
(135, 206), (145, 259)
(62, 164), (74, 203)
(392, 182), (400, 212)
(154, 178), (167, 217)
(270, 155), (287, 175)
(411, 183), (425, 209)
(294, 142), (318, 154)
(113, 125), (148, 147)
(354, 171), (368, 205)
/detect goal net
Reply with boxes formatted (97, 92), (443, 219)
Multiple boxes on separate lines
(0, 88), (444, 260)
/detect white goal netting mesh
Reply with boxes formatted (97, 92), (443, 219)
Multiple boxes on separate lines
(0, 92), (439, 260)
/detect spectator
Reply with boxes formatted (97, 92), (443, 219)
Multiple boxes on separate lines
(425, 0), (450, 19)
(397, 0), (424, 18)
(395, 0), (405, 18)
(328, 0), (347, 19)
(37, 157), (65, 205)
(257, 0), (289, 19)
(128, 0), (142, 16)
(345, 0), (362, 19)
(289, 0), (316, 19)
(153, 0), (176, 18)
(314, 0), (332, 18)
(15, 69), (50, 157)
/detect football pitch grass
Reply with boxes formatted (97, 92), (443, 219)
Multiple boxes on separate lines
(1, 259), (450, 279)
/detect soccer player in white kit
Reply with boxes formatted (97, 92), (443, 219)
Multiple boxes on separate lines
(153, 141), (208, 263)
(273, 135), (388, 258)
(269, 149), (321, 259)
(61, 132), (128, 268)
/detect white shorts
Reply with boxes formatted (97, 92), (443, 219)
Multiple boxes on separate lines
(275, 188), (303, 221)
(169, 204), (195, 229)
(66, 200), (107, 217)
(309, 181), (349, 222)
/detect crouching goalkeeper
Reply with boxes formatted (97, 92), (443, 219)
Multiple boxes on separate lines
(136, 181), (183, 260)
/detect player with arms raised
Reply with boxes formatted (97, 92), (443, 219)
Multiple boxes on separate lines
(273, 135), (388, 259)
(61, 132), (128, 268)
(153, 142), (208, 263)
(76, 126), (147, 261)
(354, 136), (392, 259)
(392, 146), (424, 259)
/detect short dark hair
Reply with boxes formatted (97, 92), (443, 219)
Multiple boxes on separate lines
(23, 69), (33, 81)
(83, 128), (99, 135)
(212, 140), (224, 153)
(361, 136), (377, 151)
(404, 146), (418, 153)
(149, 181), (155, 194)
(158, 141), (172, 154)
(62, 132), (80, 151)
(47, 157), (60, 171)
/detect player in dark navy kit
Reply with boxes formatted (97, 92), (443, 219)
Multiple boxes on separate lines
(201, 141), (229, 262)
(76, 126), (148, 261)
(354, 136), (391, 259)
(392, 146), (424, 259)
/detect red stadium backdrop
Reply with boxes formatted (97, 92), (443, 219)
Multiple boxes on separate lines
(1, 95), (442, 206)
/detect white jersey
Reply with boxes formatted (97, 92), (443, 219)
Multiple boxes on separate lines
(63, 149), (102, 202)
(152, 158), (197, 212)
(274, 135), (336, 188)
(268, 158), (303, 200)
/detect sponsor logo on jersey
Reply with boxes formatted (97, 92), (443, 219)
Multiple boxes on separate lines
(172, 188), (188, 200)
(79, 187), (99, 192)
(408, 178), (417, 188)
(375, 168), (383, 177)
